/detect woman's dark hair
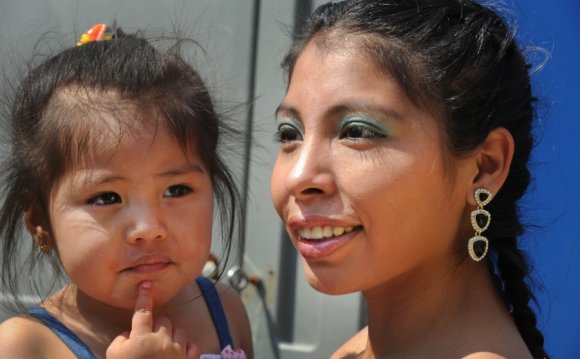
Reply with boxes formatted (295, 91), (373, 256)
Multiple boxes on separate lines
(0, 29), (241, 308)
(282, 1), (547, 358)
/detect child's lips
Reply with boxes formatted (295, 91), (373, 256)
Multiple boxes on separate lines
(128, 261), (171, 273)
(124, 255), (172, 273)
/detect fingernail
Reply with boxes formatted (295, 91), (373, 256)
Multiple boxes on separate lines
(140, 280), (152, 289)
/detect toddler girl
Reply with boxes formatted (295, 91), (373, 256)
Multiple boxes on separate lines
(0, 24), (252, 359)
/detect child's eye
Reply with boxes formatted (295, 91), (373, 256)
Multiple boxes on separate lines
(88, 192), (122, 206)
(339, 122), (386, 140)
(163, 184), (193, 198)
(274, 123), (303, 143)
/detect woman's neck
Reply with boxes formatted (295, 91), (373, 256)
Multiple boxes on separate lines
(360, 259), (525, 358)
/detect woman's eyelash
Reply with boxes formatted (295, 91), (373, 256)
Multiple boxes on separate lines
(274, 123), (303, 143)
(339, 122), (387, 140)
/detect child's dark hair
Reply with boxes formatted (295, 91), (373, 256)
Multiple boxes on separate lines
(282, 1), (547, 358)
(0, 28), (241, 308)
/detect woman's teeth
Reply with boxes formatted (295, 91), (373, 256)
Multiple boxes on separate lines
(298, 226), (356, 241)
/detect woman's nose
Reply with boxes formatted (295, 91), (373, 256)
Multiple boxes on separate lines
(283, 140), (336, 202)
(125, 201), (168, 244)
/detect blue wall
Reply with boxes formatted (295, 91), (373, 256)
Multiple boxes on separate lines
(515, 1), (580, 357)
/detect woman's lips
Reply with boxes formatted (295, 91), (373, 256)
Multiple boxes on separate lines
(296, 226), (362, 259)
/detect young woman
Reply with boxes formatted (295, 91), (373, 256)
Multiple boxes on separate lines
(271, 1), (549, 358)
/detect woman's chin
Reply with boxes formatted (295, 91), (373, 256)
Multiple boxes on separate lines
(304, 270), (359, 296)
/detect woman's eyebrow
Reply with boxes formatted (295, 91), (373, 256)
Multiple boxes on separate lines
(327, 102), (403, 121)
(274, 104), (300, 119)
(275, 102), (403, 122)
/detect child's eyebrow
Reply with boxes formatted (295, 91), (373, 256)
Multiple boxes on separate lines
(156, 164), (206, 177)
(79, 164), (206, 185)
(80, 173), (123, 186)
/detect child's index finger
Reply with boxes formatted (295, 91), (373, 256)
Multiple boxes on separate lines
(130, 280), (154, 338)
(135, 280), (153, 312)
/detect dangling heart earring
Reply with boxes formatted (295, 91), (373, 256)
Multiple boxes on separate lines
(468, 188), (492, 261)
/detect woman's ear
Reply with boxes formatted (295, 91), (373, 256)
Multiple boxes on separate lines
(467, 127), (514, 205)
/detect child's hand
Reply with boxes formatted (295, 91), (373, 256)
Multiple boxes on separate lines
(106, 281), (199, 359)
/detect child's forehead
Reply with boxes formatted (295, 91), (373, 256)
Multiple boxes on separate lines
(49, 85), (138, 123)
(49, 86), (163, 142)
(58, 125), (198, 183)
(46, 85), (197, 164)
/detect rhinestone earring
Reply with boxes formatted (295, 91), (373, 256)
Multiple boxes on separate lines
(468, 188), (492, 261)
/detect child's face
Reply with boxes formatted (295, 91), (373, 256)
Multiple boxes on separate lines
(48, 119), (213, 309)
(271, 41), (474, 295)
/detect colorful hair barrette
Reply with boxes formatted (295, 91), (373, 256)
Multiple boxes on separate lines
(76, 23), (113, 46)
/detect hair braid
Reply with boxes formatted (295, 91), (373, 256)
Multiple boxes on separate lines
(495, 234), (548, 359)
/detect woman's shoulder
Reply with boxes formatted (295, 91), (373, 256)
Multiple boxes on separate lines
(461, 353), (531, 359)
(0, 315), (73, 358)
(331, 326), (367, 359)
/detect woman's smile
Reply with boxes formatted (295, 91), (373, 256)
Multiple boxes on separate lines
(295, 225), (363, 259)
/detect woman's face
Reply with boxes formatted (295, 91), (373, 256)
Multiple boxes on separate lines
(271, 41), (474, 295)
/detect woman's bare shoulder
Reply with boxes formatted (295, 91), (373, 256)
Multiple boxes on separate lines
(331, 326), (368, 359)
(461, 353), (531, 359)
(0, 315), (69, 358)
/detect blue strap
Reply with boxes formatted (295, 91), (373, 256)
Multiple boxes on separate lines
(26, 307), (96, 359)
(196, 276), (234, 349)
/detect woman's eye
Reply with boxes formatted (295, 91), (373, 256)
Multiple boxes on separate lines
(163, 185), (193, 198)
(340, 123), (385, 140)
(274, 124), (303, 143)
(88, 192), (122, 206)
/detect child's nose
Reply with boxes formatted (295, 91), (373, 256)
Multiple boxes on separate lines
(125, 201), (168, 244)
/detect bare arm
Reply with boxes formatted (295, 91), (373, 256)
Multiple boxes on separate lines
(217, 281), (254, 358)
(0, 315), (73, 358)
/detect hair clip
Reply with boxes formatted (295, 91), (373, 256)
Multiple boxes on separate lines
(76, 23), (113, 46)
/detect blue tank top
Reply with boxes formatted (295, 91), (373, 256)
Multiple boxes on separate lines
(26, 276), (234, 358)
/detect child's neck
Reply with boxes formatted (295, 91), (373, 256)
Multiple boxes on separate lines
(44, 284), (135, 347)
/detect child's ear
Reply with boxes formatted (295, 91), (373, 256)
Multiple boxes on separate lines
(24, 205), (41, 234)
(24, 206), (51, 252)
(467, 127), (514, 205)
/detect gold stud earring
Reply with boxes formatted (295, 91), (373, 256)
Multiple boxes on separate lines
(35, 231), (50, 253)
(468, 188), (492, 261)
